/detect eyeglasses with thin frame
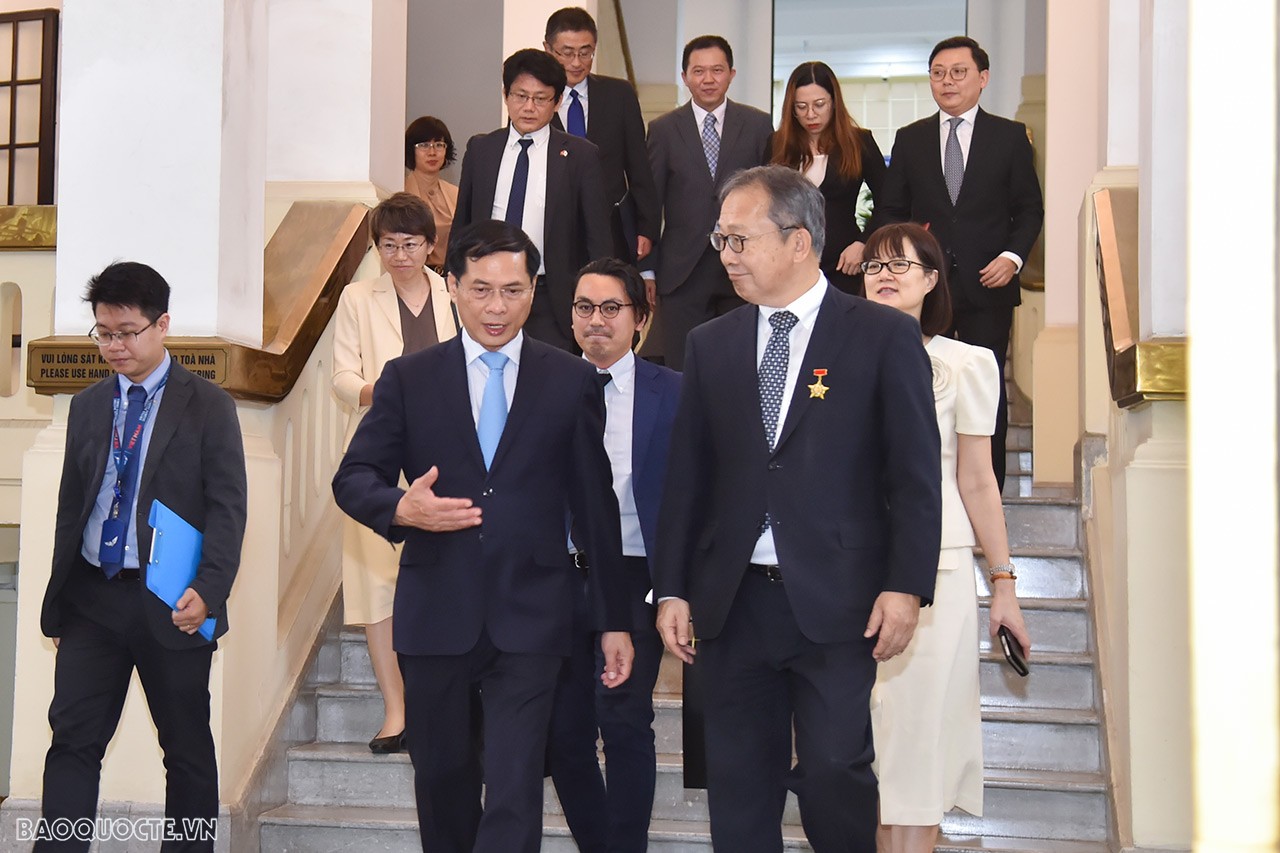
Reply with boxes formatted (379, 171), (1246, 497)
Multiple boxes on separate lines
(928, 65), (971, 82)
(378, 240), (428, 256)
(415, 140), (448, 151)
(573, 299), (633, 319)
(88, 320), (156, 347)
(461, 284), (534, 302)
(793, 98), (829, 115)
(710, 226), (800, 254)
(552, 46), (596, 62)
(860, 258), (935, 276)
(506, 90), (557, 108)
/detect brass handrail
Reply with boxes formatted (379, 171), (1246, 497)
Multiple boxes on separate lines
(1092, 186), (1185, 408)
(612, 0), (636, 89)
(27, 200), (370, 401)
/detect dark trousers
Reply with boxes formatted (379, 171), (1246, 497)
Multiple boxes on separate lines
(39, 569), (217, 853)
(951, 301), (1014, 491)
(525, 276), (580, 354)
(658, 248), (745, 371)
(548, 558), (664, 853)
(399, 632), (562, 853)
(698, 571), (879, 853)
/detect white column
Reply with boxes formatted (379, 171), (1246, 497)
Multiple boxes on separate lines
(1104, 1), (1139, 167)
(54, 0), (266, 345)
(1137, 0), (1187, 338)
(266, 0), (407, 195)
(1187, 0), (1279, 847)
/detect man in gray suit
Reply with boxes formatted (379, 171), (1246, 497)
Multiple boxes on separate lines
(645, 35), (773, 370)
(37, 261), (247, 852)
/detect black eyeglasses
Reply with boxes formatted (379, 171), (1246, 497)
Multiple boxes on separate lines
(88, 320), (156, 346)
(710, 226), (800, 253)
(860, 258), (934, 276)
(573, 300), (633, 319)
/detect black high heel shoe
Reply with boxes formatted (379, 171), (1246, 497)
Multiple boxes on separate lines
(368, 731), (405, 754)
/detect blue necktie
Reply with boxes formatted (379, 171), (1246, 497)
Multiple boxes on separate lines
(701, 112), (719, 178)
(100, 384), (147, 577)
(567, 89), (587, 138)
(944, 116), (964, 204)
(505, 138), (534, 226)
(477, 351), (510, 469)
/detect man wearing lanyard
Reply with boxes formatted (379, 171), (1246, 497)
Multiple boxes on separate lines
(36, 261), (247, 852)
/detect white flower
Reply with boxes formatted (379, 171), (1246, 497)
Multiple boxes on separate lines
(930, 355), (952, 398)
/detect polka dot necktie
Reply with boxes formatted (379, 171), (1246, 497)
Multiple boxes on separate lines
(944, 116), (964, 204)
(759, 310), (798, 450)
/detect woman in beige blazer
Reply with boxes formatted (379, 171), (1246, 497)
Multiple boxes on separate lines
(332, 192), (457, 754)
(403, 115), (459, 273)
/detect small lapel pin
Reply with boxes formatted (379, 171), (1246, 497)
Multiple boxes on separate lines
(559, 149), (569, 157)
(808, 368), (829, 399)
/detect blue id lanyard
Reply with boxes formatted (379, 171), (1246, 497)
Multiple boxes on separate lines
(106, 371), (170, 520)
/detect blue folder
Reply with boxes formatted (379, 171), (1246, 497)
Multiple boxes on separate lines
(147, 500), (216, 641)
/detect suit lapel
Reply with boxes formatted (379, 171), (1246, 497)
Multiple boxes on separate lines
(545, 130), (571, 243)
(718, 101), (744, 182)
(477, 130), (505, 214)
(773, 288), (853, 453)
(921, 113), (954, 208)
(441, 338), (486, 472)
(79, 380), (117, 504)
(487, 336), (546, 475)
(138, 360), (191, 499)
(673, 103), (714, 187)
(631, 359), (660, 475)
(718, 307), (770, 453)
(372, 274), (405, 348)
(956, 107), (992, 207)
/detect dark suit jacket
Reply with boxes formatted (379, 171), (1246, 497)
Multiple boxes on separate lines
(453, 126), (613, 341)
(874, 108), (1043, 308)
(646, 100), (774, 294)
(629, 357), (681, 567)
(552, 75), (660, 243)
(332, 335), (630, 657)
(653, 286), (942, 642)
(813, 130), (887, 293)
(41, 359), (248, 649)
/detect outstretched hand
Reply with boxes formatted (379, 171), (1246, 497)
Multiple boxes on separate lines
(393, 466), (482, 532)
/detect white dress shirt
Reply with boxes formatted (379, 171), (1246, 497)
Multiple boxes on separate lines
(936, 104), (1023, 272)
(555, 79), (590, 134)
(750, 274), (828, 565)
(461, 329), (522, 424)
(491, 123), (550, 275)
(690, 98), (727, 140)
(594, 350), (646, 557)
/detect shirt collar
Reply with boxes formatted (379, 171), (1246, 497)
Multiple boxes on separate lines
(117, 350), (172, 395)
(759, 273), (827, 329)
(589, 348), (635, 393)
(461, 328), (524, 367)
(691, 98), (728, 130)
(940, 104), (980, 128)
(507, 122), (551, 149)
(569, 79), (588, 99)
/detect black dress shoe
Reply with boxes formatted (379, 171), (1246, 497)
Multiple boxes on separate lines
(368, 731), (404, 754)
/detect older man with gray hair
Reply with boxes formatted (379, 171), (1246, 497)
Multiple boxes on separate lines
(653, 165), (943, 852)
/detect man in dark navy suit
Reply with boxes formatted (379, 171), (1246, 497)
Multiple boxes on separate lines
(875, 35), (1043, 489)
(548, 258), (681, 853)
(654, 166), (941, 852)
(453, 48), (612, 353)
(333, 221), (634, 853)
(545, 7), (659, 265)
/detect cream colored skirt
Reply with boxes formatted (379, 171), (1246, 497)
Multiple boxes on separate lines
(871, 546), (984, 825)
(341, 513), (401, 626)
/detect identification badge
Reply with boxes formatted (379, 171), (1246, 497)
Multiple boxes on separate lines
(99, 517), (127, 564)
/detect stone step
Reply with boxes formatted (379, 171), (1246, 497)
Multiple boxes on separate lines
(974, 550), (1086, 600)
(1007, 423), (1032, 451)
(981, 707), (1103, 774)
(259, 803), (421, 852)
(978, 598), (1090, 655)
(1006, 448), (1032, 477)
(1002, 499), (1080, 550)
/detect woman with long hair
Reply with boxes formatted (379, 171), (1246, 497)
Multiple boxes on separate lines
(772, 61), (886, 294)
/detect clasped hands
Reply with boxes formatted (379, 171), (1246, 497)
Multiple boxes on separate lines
(657, 589), (922, 663)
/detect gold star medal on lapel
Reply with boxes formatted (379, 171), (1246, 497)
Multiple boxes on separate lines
(808, 369), (829, 399)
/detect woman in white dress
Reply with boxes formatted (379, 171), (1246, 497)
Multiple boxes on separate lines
(861, 222), (1031, 853)
(332, 193), (457, 753)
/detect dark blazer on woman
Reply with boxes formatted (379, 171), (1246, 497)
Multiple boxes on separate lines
(812, 129), (886, 294)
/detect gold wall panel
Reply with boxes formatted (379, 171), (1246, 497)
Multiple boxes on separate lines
(0, 205), (56, 250)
